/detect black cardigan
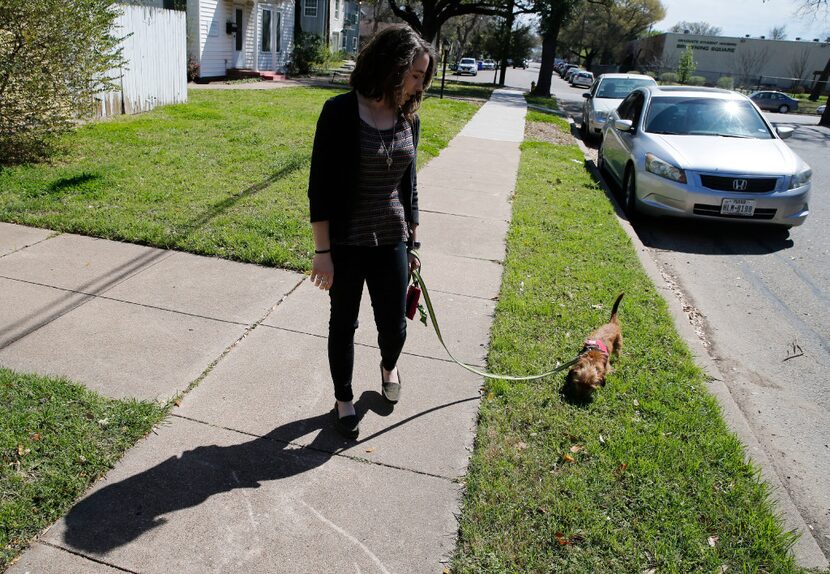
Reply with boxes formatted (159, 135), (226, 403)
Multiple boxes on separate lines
(307, 90), (420, 242)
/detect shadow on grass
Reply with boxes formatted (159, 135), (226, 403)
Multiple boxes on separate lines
(175, 151), (309, 242)
(47, 173), (101, 194)
(62, 392), (478, 554)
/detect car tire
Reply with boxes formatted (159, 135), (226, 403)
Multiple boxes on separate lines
(778, 104), (789, 113)
(623, 166), (639, 218)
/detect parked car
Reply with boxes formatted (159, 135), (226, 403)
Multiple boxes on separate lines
(559, 63), (578, 78)
(749, 91), (800, 114)
(581, 74), (657, 142)
(476, 60), (484, 70)
(481, 59), (496, 70)
(457, 57), (478, 76)
(570, 71), (594, 88)
(817, 104), (826, 115)
(598, 86), (810, 229)
(564, 67), (582, 82)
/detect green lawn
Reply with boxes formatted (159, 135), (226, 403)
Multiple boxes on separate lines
(451, 125), (804, 573)
(525, 93), (561, 111)
(0, 368), (167, 570)
(0, 87), (481, 271)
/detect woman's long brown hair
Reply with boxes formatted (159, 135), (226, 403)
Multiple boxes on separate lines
(350, 24), (435, 121)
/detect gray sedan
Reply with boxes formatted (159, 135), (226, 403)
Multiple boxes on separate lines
(598, 86), (811, 228)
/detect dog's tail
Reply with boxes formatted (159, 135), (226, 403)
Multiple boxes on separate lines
(609, 292), (624, 323)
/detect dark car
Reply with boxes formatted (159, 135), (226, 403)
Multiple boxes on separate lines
(749, 91), (800, 114)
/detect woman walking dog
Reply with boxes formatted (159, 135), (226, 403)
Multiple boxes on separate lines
(307, 25), (435, 439)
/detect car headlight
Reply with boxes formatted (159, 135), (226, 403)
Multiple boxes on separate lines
(789, 168), (811, 189)
(645, 153), (687, 184)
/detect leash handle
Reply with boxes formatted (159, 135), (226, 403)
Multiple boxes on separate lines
(409, 251), (579, 381)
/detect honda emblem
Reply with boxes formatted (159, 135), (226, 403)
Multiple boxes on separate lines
(732, 179), (748, 191)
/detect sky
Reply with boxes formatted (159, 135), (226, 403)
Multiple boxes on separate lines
(654, 0), (830, 41)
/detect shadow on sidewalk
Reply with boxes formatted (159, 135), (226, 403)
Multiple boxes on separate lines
(62, 392), (477, 554)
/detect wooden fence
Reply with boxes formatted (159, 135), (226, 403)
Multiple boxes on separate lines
(95, 5), (187, 118)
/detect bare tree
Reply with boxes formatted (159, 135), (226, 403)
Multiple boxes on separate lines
(668, 21), (721, 35)
(788, 46), (812, 89)
(386, 0), (505, 42)
(733, 46), (770, 88)
(768, 25), (787, 39)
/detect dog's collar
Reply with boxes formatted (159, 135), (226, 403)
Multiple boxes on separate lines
(582, 339), (609, 357)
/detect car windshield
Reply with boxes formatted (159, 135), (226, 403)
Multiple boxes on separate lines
(644, 97), (773, 139)
(595, 78), (655, 99)
(460, 59), (475, 64)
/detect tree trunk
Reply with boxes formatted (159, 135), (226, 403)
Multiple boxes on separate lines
(809, 56), (830, 101)
(820, 95), (830, 127)
(498, 5), (515, 87)
(534, 33), (556, 96)
(294, 0), (302, 35)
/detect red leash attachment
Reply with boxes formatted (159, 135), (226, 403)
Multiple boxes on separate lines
(406, 284), (421, 320)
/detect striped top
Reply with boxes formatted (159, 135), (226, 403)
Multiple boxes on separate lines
(338, 116), (415, 246)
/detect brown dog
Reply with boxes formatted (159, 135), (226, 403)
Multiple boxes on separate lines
(565, 293), (624, 400)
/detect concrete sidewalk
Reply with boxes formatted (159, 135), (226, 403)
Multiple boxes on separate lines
(2, 89), (527, 574)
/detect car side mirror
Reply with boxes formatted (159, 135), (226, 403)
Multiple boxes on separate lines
(582, 92), (591, 99)
(776, 126), (794, 139)
(613, 119), (634, 132)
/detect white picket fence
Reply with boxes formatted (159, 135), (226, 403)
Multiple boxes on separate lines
(95, 5), (187, 118)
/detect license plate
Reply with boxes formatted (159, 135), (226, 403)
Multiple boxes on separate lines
(721, 198), (756, 216)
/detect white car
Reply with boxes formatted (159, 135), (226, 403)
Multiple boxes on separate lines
(817, 104), (826, 115)
(457, 57), (477, 76)
(570, 71), (594, 88)
(481, 59), (496, 70)
(581, 73), (657, 143)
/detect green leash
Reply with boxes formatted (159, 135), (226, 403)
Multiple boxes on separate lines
(409, 251), (580, 381)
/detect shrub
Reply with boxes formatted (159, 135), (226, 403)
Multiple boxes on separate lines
(677, 45), (696, 84)
(286, 31), (328, 76)
(716, 76), (734, 90)
(688, 75), (706, 86)
(187, 56), (200, 82)
(0, 0), (125, 164)
(659, 72), (679, 84)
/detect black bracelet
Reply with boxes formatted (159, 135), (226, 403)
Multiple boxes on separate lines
(314, 248), (331, 254)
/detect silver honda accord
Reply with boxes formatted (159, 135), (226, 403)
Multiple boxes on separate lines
(598, 86), (811, 228)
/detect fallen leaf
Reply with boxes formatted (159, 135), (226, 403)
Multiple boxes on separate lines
(719, 566), (729, 573)
(17, 445), (30, 456)
(174, 398), (182, 407)
(617, 462), (628, 474)
(599, 434), (606, 445)
(516, 442), (528, 450)
(554, 532), (572, 545)
(708, 535), (719, 548)
(30, 433), (42, 441)
(563, 454), (575, 463)
(365, 447), (375, 453)
(97, 418), (109, 427)
(570, 445), (584, 453)
(633, 399), (640, 407)
(78, 455), (87, 464)
(443, 569), (450, 574)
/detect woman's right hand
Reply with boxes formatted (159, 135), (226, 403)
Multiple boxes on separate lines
(311, 253), (334, 290)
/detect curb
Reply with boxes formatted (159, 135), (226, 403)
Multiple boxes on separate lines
(565, 117), (829, 570)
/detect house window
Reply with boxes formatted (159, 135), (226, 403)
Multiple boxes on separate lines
(275, 12), (281, 52)
(334, 0), (340, 19)
(304, 0), (317, 17)
(352, 37), (357, 51)
(262, 9), (272, 52)
(341, 33), (346, 49)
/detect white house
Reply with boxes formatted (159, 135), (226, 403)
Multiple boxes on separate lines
(187, 0), (295, 80)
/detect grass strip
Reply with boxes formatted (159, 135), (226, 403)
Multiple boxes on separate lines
(525, 93), (561, 111)
(427, 80), (495, 101)
(452, 137), (802, 573)
(0, 87), (481, 272)
(0, 368), (167, 569)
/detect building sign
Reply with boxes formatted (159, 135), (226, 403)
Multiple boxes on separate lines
(675, 38), (736, 53)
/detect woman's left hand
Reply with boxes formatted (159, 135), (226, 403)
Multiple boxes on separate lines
(408, 251), (421, 275)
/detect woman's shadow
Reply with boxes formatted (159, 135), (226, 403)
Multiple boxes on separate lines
(62, 390), (477, 554)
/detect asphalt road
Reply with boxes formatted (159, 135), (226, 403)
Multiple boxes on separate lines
(551, 73), (830, 559)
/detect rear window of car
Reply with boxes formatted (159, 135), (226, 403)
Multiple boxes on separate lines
(460, 58), (475, 65)
(595, 78), (656, 99)
(644, 97), (773, 139)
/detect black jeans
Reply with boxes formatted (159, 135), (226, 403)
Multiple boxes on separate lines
(328, 242), (409, 402)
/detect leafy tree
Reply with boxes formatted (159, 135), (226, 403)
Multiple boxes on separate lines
(559, 0), (665, 70)
(677, 45), (696, 84)
(668, 21), (722, 35)
(0, 0), (125, 164)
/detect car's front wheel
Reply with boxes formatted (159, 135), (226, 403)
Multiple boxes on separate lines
(778, 104), (790, 113)
(623, 166), (639, 218)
